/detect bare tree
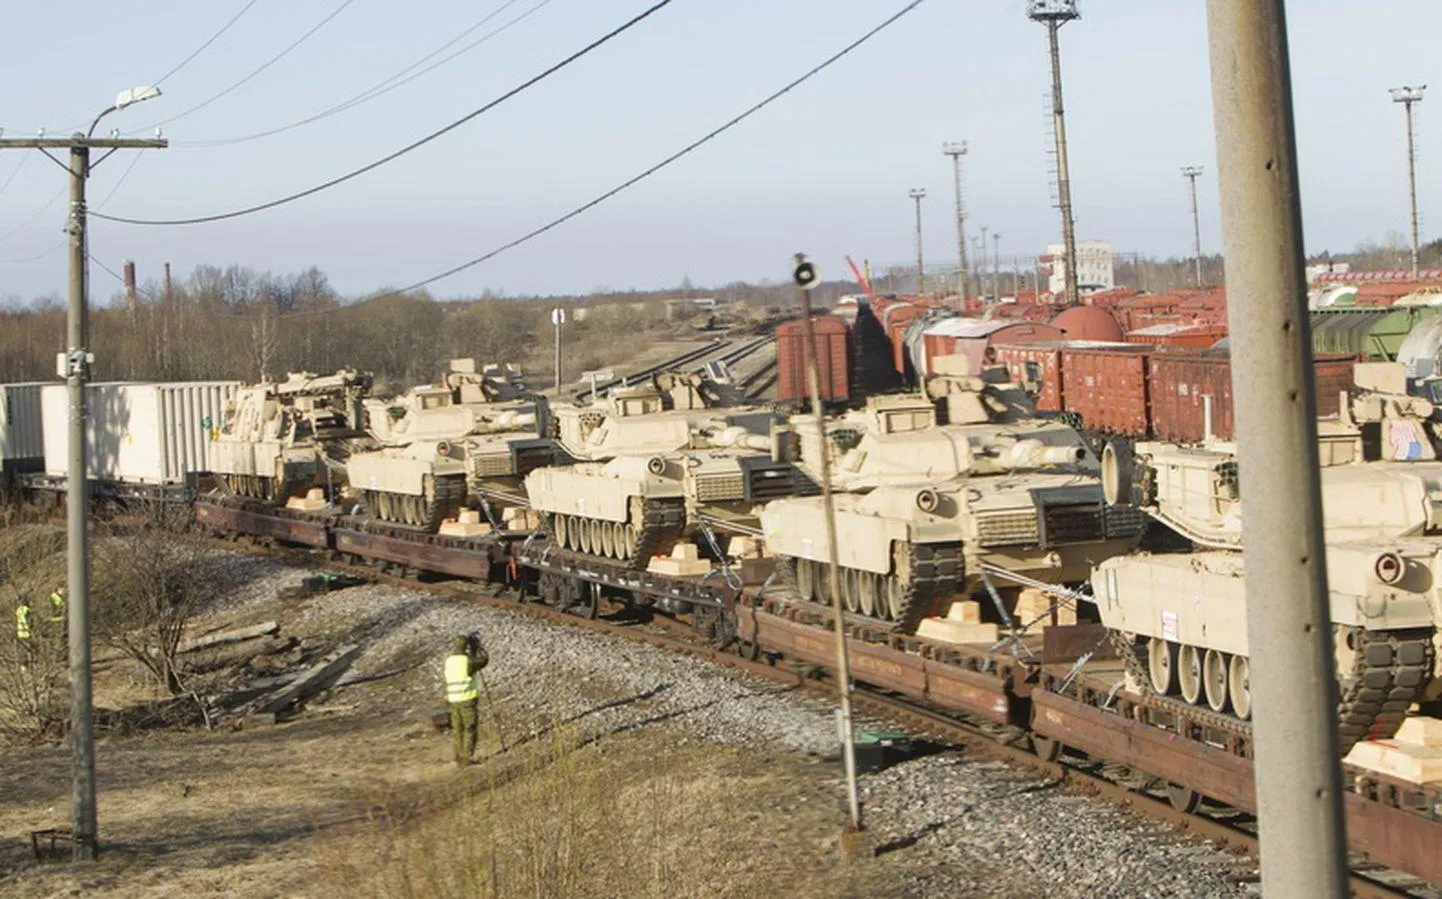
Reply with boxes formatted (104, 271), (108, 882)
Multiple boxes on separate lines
(93, 525), (210, 695)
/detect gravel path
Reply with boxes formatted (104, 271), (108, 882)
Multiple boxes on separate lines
(194, 549), (1261, 897)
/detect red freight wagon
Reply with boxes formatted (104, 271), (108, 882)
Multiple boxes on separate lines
(1126, 322), (1227, 348)
(1058, 346), (1153, 435)
(775, 313), (851, 405)
(993, 340), (1138, 412)
(1146, 351), (1356, 444)
(879, 302), (927, 376)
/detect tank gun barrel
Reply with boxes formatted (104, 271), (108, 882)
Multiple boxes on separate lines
(698, 424), (772, 452)
(989, 439), (1086, 470)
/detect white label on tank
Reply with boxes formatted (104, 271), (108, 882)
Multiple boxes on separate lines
(1161, 610), (1179, 642)
(801, 537), (813, 556)
(576, 497), (586, 514)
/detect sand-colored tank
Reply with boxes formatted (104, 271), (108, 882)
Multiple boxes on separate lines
(208, 369), (372, 503)
(525, 371), (809, 567)
(348, 360), (544, 530)
(1094, 362), (1440, 752)
(760, 366), (1146, 631)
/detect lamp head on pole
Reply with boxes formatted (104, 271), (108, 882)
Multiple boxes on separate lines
(1027, 0), (1079, 23)
(1390, 85), (1426, 105)
(114, 86), (161, 110)
(908, 188), (927, 202)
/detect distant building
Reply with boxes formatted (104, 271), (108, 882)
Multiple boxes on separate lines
(1044, 240), (1114, 295)
(1305, 261), (1352, 283)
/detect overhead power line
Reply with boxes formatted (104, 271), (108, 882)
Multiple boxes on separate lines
(87, 0), (925, 317)
(394, 0), (929, 293)
(0, 186), (67, 245)
(126, 0), (358, 135)
(152, 0), (261, 88)
(179, 0), (552, 148)
(93, 0), (675, 226)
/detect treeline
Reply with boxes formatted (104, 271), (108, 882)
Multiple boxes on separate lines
(0, 265), (834, 393)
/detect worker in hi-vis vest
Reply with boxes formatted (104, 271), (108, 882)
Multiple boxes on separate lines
(47, 589), (65, 623)
(444, 634), (489, 765)
(15, 597), (33, 642)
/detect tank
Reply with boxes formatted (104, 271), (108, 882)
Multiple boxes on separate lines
(760, 369), (1146, 631)
(525, 372), (809, 568)
(347, 360), (545, 530)
(1094, 364), (1440, 753)
(208, 369), (373, 503)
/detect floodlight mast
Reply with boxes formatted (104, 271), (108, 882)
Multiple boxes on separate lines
(1390, 85), (1426, 277)
(1028, 0), (1080, 306)
(908, 188), (927, 295)
(1181, 165), (1206, 286)
(942, 142), (969, 305)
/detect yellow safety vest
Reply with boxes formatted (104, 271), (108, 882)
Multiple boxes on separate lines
(47, 592), (64, 623)
(445, 654), (478, 703)
(16, 605), (32, 640)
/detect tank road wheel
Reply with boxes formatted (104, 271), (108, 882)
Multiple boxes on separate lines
(377, 492), (394, 523)
(858, 571), (880, 619)
(622, 521), (638, 559)
(841, 567), (860, 614)
(1177, 644), (1203, 705)
(883, 571), (905, 622)
(795, 558), (815, 603)
(603, 521), (619, 558)
(1203, 650), (1230, 713)
(553, 514), (569, 549)
(1148, 638), (1178, 696)
(1228, 655), (1252, 720)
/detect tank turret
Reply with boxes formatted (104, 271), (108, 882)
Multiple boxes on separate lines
(208, 368), (373, 503)
(347, 360), (553, 530)
(1094, 363), (1440, 752)
(760, 376), (1146, 630)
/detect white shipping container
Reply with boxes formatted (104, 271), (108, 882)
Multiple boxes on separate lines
(0, 382), (49, 463)
(41, 381), (239, 484)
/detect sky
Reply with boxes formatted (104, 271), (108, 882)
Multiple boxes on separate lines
(0, 0), (1435, 304)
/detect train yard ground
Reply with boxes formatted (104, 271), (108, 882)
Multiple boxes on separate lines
(0, 544), (1258, 898)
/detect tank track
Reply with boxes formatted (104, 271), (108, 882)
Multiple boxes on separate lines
(1108, 627), (1436, 755)
(362, 474), (467, 532)
(625, 498), (686, 570)
(894, 542), (963, 633)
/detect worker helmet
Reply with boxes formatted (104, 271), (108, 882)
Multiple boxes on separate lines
(452, 634), (471, 652)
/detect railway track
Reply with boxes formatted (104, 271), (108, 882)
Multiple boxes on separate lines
(570, 333), (776, 404)
(186, 505), (1439, 896)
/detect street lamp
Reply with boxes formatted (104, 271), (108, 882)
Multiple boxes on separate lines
(0, 86), (165, 862)
(908, 188), (927, 295)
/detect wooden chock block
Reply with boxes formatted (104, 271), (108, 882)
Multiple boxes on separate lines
(1394, 716), (1442, 747)
(438, 521), (493, 538)
(647, 556), (712, 577)
(915, 618), (999, 647)
(671, 542), (700, 561)
(945, 600), (982, 625)
(456, 508), (482, 525)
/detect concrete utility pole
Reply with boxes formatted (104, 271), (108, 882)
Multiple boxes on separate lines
(791, 253), (863, 837)
(1181, 165), (1205, 287)
(942, 142), (969, 304)
(992, 232), (1002, 299)
(908, 188), (927, 295)
(0, 86), (167, 862)
(1390, 85), (1426, 278)
(550, 307), (566, 394)
(1205, 2), (1348, 894)
(979, 226), (989, 298)
(1028, 1), (1081, 306)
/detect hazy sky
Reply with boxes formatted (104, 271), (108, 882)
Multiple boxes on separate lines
(0, 1), (1435, 303)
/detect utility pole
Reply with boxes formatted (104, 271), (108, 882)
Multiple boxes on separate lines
(1181, 165), (1206, 287)
(1206, 2), (1347, 894)
(1390, 85), (1426, 278)
(908, 188), (927, 295)
(550, 307), (565, 394)
(992, 233), (1002, 299)
(0, 87), (166, 862)
(972, 236), (984, 298)
(979, 226), (989, 298)
(942, 142), (969, 305)
(1029, 1), (1081, 307)
(791, 254), (863, 839)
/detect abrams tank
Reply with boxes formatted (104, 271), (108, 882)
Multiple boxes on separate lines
(208, 369), (372, 503)
(525, 372), (807, 568)
(760, 368), (1146, 631)
(348, 360), (548, 530)
(1094, 364), (1440, 752)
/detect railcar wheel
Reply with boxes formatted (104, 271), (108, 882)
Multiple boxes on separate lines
(1166, 783), (1202, 814)
(571, 580), (601, 620)
(1203, 649), (1230, 712)
(1148, 638), (1178, 696)
(1032, 734), (1063, 762)
(1177, 644), (1203, 705)
(1228, 655), (1252, 719)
